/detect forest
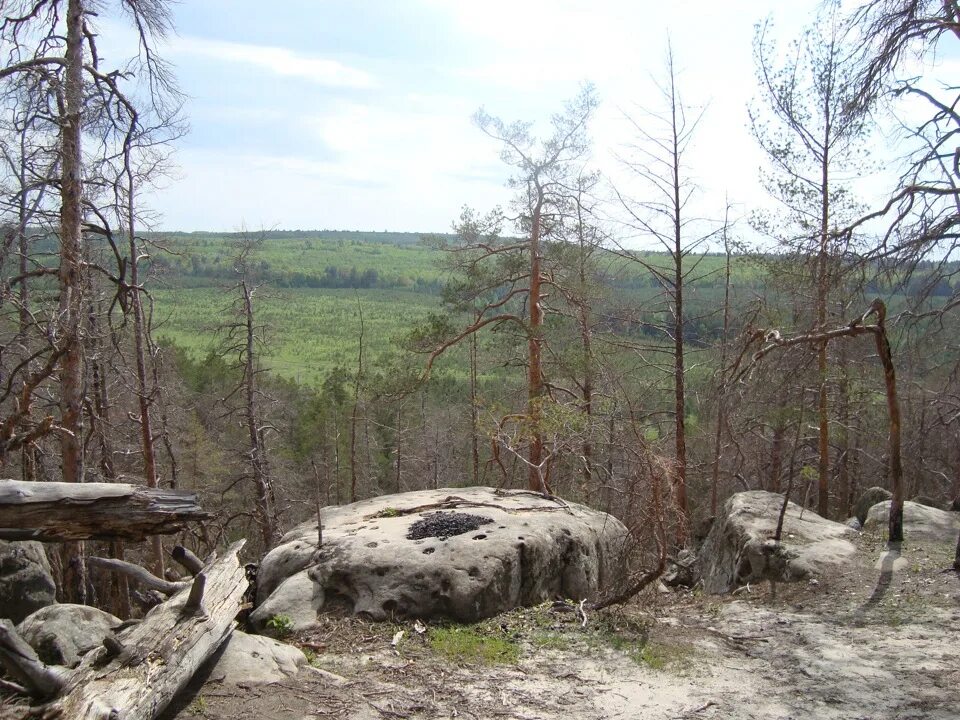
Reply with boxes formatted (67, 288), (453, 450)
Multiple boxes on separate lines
(0, 0), (959, 717)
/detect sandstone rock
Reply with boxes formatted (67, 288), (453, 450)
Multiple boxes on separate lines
(250, 570), (323, 632)
(863, 500), (960, 541)
(251, 487), (628, 626)
(662, 549), (699, 588)
(205, 630), (306, 684)
(852, 487), (892, 525)
(17, 604), (120, 667)
(0, 540), (56, 622)
(700, 491), (857, 594)
(910, 495), (943, 510)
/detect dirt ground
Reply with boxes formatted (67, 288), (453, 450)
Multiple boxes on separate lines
(123, 529), (960, 719)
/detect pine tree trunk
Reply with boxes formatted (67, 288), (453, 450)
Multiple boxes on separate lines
(527, 193), (546, 492)
(58, 0), (87, 604)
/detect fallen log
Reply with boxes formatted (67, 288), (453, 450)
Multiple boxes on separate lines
(38, 540), (248, 720)
(0, 479), (209, 542)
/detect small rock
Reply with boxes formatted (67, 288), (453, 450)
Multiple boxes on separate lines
(875, 550), (908, 573)
(249, 571), (322, 632)
(852, 487), (892, 526)
(206, 631), (306, 684)
(662, 548), (699, 588)
(17, 604), (120, 667)
(0, 541), (56, 623)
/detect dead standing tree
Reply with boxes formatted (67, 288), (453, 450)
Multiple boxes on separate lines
(0, 0), (183, 598)
(733, 298), (905, 542)
(217, 235), (280, 551)
(614, 44), (715, 545)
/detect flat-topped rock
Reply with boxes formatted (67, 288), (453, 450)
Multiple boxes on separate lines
(251, 487), (629, 627)
(700, 491), (858, 594)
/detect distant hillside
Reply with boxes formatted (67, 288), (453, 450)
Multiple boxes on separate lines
(151, 229), (452, 247)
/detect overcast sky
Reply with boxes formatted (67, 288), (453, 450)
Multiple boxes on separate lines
(96, 1), (933, 236)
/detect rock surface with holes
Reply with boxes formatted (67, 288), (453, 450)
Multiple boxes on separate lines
(699, 491), (858, 594)
(250, 487), (628, 626)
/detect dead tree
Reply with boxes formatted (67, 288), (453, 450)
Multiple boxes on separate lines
(614, 44), (715, 543)
(0, 0), (183, 601)
(217, 235), (279, 550)
(734, 299), (905, 542)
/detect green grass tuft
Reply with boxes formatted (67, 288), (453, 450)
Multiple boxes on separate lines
(428, 625), (520, 665)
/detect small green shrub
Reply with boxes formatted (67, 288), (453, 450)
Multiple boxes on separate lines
(265, 614), (295, 638)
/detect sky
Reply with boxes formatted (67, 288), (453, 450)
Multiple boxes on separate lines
(92, 0), (940, 236)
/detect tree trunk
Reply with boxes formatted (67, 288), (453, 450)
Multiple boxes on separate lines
(470, 325), (480, 486)
(126, 177), (165, 577)
(527, 192), (546, 492)
(350, 297), (364, 502)
(87, 289), (131, 617)
(58, 0), (87, 605)
(836, 345), (852, 518)
(709, 215), (733, 517)
(241, 281), (277, 549)
(816, 98), (832, 519)
(395, 404), (402, 494)
(670, 77), (688, 544)
(16, 133), (38, 483)
(873, 306), (904, 543)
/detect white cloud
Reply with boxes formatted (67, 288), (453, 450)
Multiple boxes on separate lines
(171, 36), (377, 88)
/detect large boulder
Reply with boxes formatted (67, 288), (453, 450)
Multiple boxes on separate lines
(251, 487), (628, 627)
(17, 604), (120, 667)
(205, 631), (306, 684)
(910, 495), (943, 510)
(0, 540), (56, 622)
(852, 487), (892, 525)
(864, 500), (960, 541)
(700, 491), (857, 594)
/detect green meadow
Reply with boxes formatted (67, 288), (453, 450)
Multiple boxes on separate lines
(152, 286), (443, 386)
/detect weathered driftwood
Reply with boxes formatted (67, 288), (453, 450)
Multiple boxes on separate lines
(0, 620), (69, 701)
(42, 540), (248, 720)
(0, 479), (209, 541)
(171, 545), (204, 576)
(87, 557), (190, 596)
